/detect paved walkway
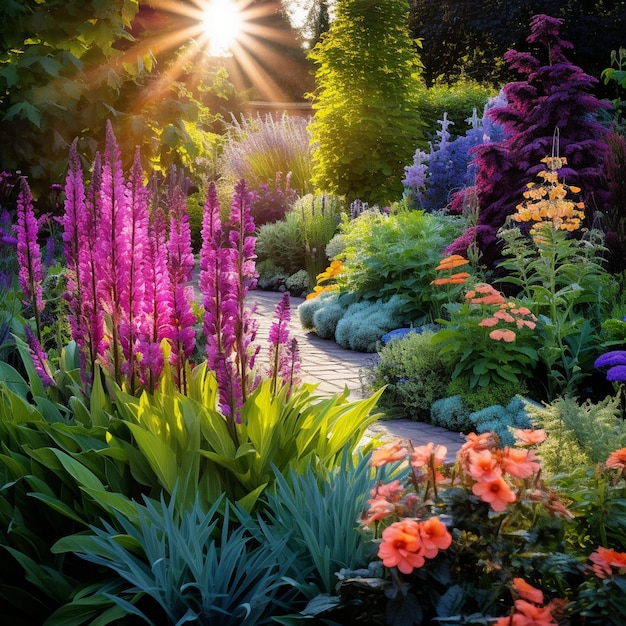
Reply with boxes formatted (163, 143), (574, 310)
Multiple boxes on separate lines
(248, 290), (465, 455)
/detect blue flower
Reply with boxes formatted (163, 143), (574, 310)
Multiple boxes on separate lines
(594, 350), (626, 368)
(607, 365), (626, 383)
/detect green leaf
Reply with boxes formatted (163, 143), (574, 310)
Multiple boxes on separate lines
(125, 422), (178, 494)
(3, 101), (42, 127)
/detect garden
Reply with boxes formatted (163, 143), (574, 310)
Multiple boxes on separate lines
(1, 1), (626, 624)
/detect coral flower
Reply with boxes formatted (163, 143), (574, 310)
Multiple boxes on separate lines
(513, 599), (556, 624)
(410, 442), (447, 468)
(362, 498), (397, 525)
(503, 448), (540, 479)
(606, 447), (626, 469)
(371, 442), (408, 467)
(472, 475), (516, 512)
(378, 520), (425, 574)
(419, 516), (452, 557)
(468, 449), (502, 482)
(368, 479), (404, 503)
(512, 577), (544, 604)
(490, 329), (516, 342)
(478, 316), (499, 327)
(514, 429), (547, 445)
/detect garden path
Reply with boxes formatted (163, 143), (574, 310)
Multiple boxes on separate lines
(248, 290), (465, 455)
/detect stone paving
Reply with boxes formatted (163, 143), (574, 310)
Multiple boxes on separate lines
(248, 290), (466, 455)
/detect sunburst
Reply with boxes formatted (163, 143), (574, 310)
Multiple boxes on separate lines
(126, 0), (308, 102)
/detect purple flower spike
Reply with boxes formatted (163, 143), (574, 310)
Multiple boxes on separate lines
(594, 351), (626, 369)
(606, 365), (626, 383)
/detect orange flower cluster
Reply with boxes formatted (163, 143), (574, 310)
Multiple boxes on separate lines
(431, 254), (471, 286)
(588, 546), (626, 579)
(606, 446), (626, 470)
(458, 430), (546, 512)
(465, 284), (537, 343)
(512, 155), (585, 236)
(306, 260), (343, 300)
(378, 516), (452, 574)
(494, 577), (565, 626)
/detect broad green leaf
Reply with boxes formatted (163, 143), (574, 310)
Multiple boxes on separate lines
(125, 422), (178, 493)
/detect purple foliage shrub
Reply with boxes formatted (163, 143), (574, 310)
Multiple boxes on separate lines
(446, 14), (611, 264)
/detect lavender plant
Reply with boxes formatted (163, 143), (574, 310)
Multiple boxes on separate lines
(221, 113), (314, 196)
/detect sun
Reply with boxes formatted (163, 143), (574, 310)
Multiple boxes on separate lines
(201, 0), (242, 57)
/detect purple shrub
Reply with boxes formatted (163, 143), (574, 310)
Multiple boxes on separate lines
(448, 14), (611, 265)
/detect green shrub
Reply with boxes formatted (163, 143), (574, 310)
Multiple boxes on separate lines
(335, 209), (462, 323)
(365, 330), (452, 420)
(530, 395), (626, 475)
(292, 194), (345, 289)
(298, 292), (333, 330)
(256, 259), (290, 291)
(417, 79), (496, 140)
(284, 270), (310, 297)
(307, 0), (425, 205)
(255, 213), (305, 275)
(446, 374), (528, 412)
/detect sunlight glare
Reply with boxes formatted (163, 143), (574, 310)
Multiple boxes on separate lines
(202, 0), (242, 57)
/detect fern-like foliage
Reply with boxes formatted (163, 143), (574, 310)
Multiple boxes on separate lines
(528, 395), (626, 474)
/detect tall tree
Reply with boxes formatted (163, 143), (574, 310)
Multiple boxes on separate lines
(308, 0), (424, 205)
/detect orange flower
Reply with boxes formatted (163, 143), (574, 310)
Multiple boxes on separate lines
(590, 546), (626, 576)
(606, 447), (626, 469)
(371, 442), (408, 467)
(502, 448), (540, 479)
(419, 516), (453, 557)
(512, 577), (544, 604)
(472, 475), (516, 512)
(378, 519), (425, 573)
(489, 329), (516, 342)
(468, 449), (502, 482)
(436, 255), (469, 271)
(514, 429), (547, 445)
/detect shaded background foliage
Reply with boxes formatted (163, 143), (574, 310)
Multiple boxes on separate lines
(409, 0), (626, 92)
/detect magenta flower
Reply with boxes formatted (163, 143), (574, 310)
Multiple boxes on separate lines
(166, 185), (197, 392)
(118, 148), (151, 389)
(136, 217), (173, 392)
(62, 140), (92, 376)
(267, 292), (300, 394)
(24, 325), (54, 388)
(15, 177), (45, 342)
(95, 120), (132, 383)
